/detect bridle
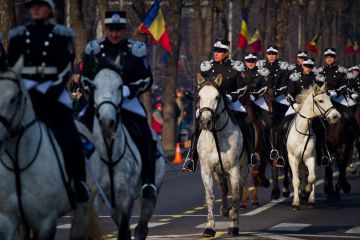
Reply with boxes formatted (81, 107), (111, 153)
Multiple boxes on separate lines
(198, 84), (229, 132)
(298, 91), (336, 120)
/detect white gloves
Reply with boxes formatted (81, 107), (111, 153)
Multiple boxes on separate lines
(329, 90), (337, 98)
(351, 93), (358, 99)
(225, 94), (232, 102)
(122, 85), (130, 98)
(250, 95), (255, 101)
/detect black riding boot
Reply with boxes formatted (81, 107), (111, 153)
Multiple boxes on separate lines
(182, 120), (201, 172)
(122, 110), (157, 200)
(313, 119), (331, 166)
(78, 101), (95, 132)
(30, 90), (89, 204)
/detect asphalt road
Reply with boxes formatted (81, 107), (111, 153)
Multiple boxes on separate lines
(53, 160), (360, 240)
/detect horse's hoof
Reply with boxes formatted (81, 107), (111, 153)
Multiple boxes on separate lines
(134, 226), (148, 240)
(308, 202), (315, 208)
(261, 177), (271, 188)
(203, 228), (216, 237)
(252, 201), (260, 207)
(336, 181), (351, 194)
(271, 188), (281, 200)
(300, 190), (310, 202)
(228, 227), (239, 236)
(240, 204), (246, 209)
(282, 190), (290, 198)
(292, 205), (300, 210)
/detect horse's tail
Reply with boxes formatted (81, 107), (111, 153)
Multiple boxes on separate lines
(87, 208), (103, 240)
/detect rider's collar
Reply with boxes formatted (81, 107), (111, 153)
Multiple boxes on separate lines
(32, 19), (50, 26)
(214, 57), (230, 65)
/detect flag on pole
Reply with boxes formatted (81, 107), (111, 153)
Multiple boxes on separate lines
(306, 32), (322, 55)
(139, 0), (172, 52)
(237, 9), (248, 50)
(248, 29), (261, 53)
(345, 38), (354, 55)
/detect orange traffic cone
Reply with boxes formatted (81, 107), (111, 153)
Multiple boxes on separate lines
(172, 143), (183, 164)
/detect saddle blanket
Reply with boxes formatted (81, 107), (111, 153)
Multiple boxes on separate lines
(122, 97), (146, 117)
(254, 96), (270, 112)
(275, 94), (290, 106)
(332, 95), (357, 107)
(228, 100), (246, 112)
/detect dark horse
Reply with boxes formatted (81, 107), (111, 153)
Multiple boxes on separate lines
(323, 101), (357, 199)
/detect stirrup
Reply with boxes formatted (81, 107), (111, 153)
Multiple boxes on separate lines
(182, 157), (195, 172)
(270, 149), (279, 160)
(321, 155), (332, 166)
(142, 183), (157, 200)
(276, 156), (285, 168)
(250, 153), (261, 166)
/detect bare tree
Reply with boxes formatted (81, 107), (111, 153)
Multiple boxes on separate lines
(69, 0), (88, 62)
(162, 1), (182, 153)
(0, 0), (16, 49)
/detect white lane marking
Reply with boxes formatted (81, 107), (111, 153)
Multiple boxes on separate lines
(255, 232), (305, 240)
(130, 222), (168, 229)
(286, 233), (360, 238)
(269, 223), (311, 232)
(57, 223), (71, 229)
(346, 226), (360, 234)
(195, 221), (229, 229)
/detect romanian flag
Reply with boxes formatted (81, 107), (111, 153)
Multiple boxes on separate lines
(345, 38), (354, 55)
(248, 29), (261, 53)
(354, 40), (360, 55)
(306, 32), (322, 55)
(139, 0), (172, 52)
(238, 9), (248, 51)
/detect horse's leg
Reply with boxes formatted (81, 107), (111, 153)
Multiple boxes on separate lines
(251, 166), (261, 206)
(115, 200), (134, 240)
(282, 159), (290, 198)
(35, 216), (57, 240)
(288, 155), (300, 210)
(134, 198), (156, 240)
(227, 167), (240, 236)
(324, 166), (338, 200)
(270, 160), (280, 200)
(304, 157), (316, 207)
(200, 166), (216, 237)
(336, 144), (352, 194)
(214, 173), (229, 217)
(0, 214), (16, 240)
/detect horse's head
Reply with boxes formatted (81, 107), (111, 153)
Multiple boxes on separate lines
(197, 74), (224, 131)
(84, 68), (124, 137)
(297, 83), (341, 124)
(263, 87), (275, 113)
(0, 57), (25, 143)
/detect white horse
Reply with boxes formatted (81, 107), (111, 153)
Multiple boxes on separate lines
(286, 84), (340, 210)
(0, 60), (100, 239)
(83, 68), (165, 240)
(197, 74), (248, 237)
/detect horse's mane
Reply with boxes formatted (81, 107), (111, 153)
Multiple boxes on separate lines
(296, 85), (316, 105)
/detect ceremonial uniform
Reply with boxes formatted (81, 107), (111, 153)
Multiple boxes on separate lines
(81, 11), (157, 199)
(288, 51), (308, 74)
(7, 0), (88, 203)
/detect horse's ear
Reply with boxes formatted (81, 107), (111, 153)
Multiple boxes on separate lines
(12, 55), (24, 74)
(197, 73), (205, 85)
(214, 74), (223, 86)
(320, 82), (327, 92)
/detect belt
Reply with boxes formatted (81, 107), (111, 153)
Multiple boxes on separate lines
(21, 66), (58, 75)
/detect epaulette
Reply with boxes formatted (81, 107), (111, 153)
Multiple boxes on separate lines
(312, 67), (323, 74)
(200, 60), (213, 72)
(347, 71), (359, 80)
(279, 61), (289, 70)
(8, 25), (27, 39)
(288, 64), (296, 71)
(84, 40), (101, 55)
(289, 72), (301, 81)
(256, 60), (266, 68)
(315, 74), (325, 83)
(52, 24), (75, 37)
(257, 67), (270, 77)
(231, 60), (244, 72)
(128, 39), (147, 58)
(337, 66), (347, 73)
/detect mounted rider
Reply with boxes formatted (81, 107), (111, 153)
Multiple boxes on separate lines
(288, 50), (308, 74)
(7, 0), (89, 203)
(317, 48), (358, 134)
(256, 45), (290, 164)
(285, 57), (331, 166)
(81, 10), (157, 200)
(182, 39), (258, 172)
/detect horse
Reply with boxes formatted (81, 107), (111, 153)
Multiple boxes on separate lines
(83, 67), (165, 240)
(286, 84), (340, 210)
(196, 74), (248, 237)
(0, 59), (100, 239)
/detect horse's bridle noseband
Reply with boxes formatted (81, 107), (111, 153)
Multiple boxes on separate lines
(94, 84), (124, 121)
(312, 91), (336, 119)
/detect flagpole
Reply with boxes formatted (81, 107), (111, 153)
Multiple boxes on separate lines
(228, 0), (233, 57)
